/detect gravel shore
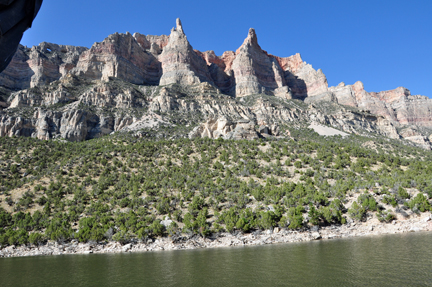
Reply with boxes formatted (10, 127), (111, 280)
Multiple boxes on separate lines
(1, 213), (431, 258)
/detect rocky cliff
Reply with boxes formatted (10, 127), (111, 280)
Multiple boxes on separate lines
(0, 19), (431, 148)
(158, 19), (214, 87)
(0, 43), (87, 91)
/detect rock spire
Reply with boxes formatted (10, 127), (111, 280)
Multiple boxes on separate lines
(158, 18), (214, 86)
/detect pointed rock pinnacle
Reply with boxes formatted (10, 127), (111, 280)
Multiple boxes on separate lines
(247, 28), (258, 45)
(176, 18), (184, 34)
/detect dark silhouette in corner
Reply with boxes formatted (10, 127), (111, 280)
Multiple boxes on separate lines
(0, 0), (43, 73)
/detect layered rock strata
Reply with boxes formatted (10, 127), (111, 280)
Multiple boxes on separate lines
(0, 43), (87, 90)
(327, 82), (432, 128)
(0, 107), (134, 142)
(0, 18), (431, 147)
(71, 32), (161, 85)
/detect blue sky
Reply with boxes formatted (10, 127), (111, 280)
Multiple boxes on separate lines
(22, 0), (432, 97)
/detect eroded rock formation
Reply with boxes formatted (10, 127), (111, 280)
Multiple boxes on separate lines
(0, 43), (87, 90)
(71, 32), (161, 85)
(159, 19), (214, 86)
(0, 18), (431, 148)
(231, 28), (290, 98)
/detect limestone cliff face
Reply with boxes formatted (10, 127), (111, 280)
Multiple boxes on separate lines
(72, 32), (161, 85)
(194, 28), (292, 99)
(369, 88), (432, 127)
(159, 19), (214, 86)
(328, 81), (432, 128)
(272, 53), (328, 99)
(231, 28), (289, 98)
(0, 43), (87, 90)
(8, 86), (76, 108)
(0, 76), (422, 146)
(0, 47), (33, 91)
(0, 18), (431, 147)
(195, 50), (234, 94)
(133, 33), (169, 53)
(0, 107), (133, 142)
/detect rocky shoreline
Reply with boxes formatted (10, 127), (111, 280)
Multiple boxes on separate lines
(1, 214), (431, 258)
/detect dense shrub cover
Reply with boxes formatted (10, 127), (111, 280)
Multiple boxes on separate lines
(0, 130), (431, 246)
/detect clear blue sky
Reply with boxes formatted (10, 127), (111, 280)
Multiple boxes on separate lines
(21, 0), (432, 97)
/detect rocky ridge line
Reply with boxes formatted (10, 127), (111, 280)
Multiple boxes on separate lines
(0, 19), (431, 147)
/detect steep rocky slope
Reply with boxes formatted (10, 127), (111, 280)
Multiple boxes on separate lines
(0, 19), (431, 148)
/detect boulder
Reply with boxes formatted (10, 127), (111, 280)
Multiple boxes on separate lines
(161, 217), (173, 228)
(189, 117), (260, 140)
(311, 232), (321, 240)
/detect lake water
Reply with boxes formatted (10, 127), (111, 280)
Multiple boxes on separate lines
(1, 232), (431, 286)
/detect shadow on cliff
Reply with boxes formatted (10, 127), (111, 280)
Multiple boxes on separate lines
(205, 59), (308, 100)
(206, 63), (235, 96)
(284, 70), (308, 100)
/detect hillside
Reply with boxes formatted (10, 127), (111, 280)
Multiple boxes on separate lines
(0, 129), (431, 253)
(0, 19), (432, 256)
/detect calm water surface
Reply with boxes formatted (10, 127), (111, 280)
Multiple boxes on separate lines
(1, 232), (431, 286)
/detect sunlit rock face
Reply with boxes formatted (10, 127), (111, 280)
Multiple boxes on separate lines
(328, 81), (432, 127)
(159, 18), (214, 87)
(231, 28), (289, 98)
(0, 18), (432, 147)
(72, 32), (161, 85)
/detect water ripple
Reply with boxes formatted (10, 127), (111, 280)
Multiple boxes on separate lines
(0, 232), (431, 286)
